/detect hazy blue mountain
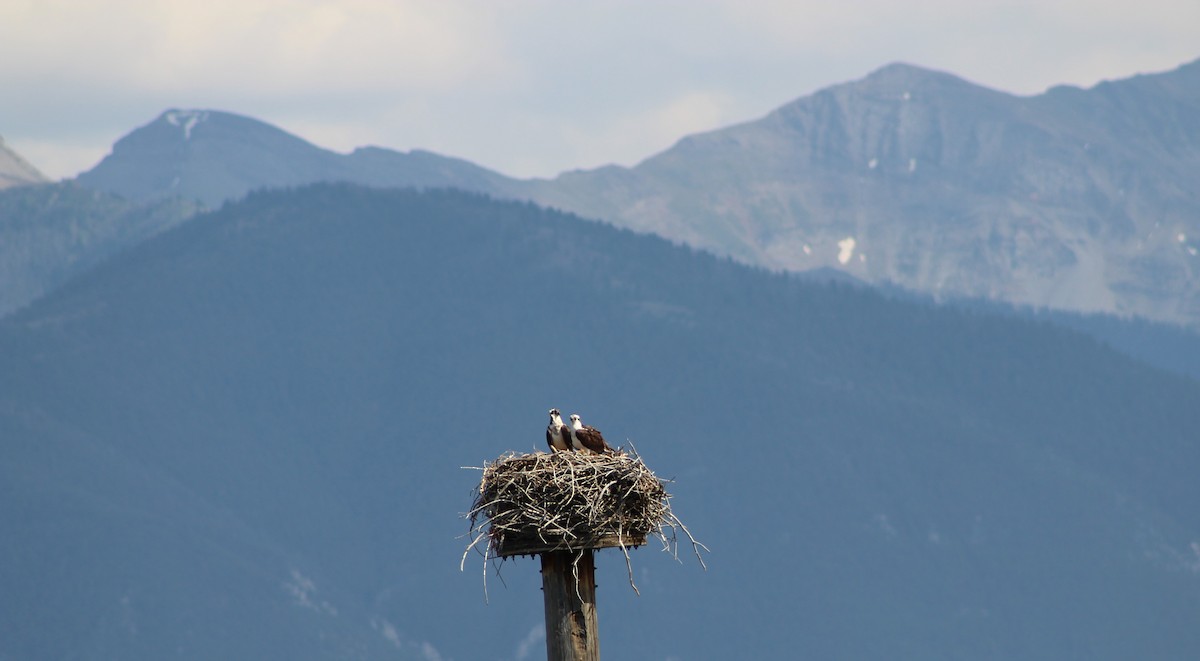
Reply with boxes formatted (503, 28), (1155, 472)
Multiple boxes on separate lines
(59, 57), (1200, 331)
(943, 296), (1200, 383)
(513, 58), (1200, 328)
(75, 109), (516, 208)
(0, 182), (197, 316)
(1041, 311), (1200, 381)
(1, 111), (512, 317)
(3, 185), (1198, 660)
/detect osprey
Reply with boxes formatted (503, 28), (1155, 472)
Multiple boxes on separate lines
(545, 408), (571, 452)
(569, 413), (613, 454)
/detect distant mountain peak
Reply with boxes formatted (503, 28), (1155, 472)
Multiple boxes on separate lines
(75, 109), (334, 206)
(145, 109), (292, 144)
(863, 61), (940, 79)
(853, 61), (1007, 100)
(76, 108), (517, 207)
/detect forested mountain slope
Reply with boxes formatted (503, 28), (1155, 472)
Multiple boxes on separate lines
(2, 185), (1197, 659)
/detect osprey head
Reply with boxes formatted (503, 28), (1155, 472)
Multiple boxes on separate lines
(570, 414), (582, 425)
(549, 408), (560, 417)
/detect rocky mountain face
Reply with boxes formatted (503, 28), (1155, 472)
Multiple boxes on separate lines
(17, 59), (1200, 330)
(75, 109), (515, 208)
(513, 59), (1200, 328)
(0, 136), (48, 189)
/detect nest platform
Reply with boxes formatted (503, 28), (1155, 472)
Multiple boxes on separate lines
(466, 450), (668, 558)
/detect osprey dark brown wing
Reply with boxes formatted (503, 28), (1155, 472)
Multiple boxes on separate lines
(569, 414), (613, 454)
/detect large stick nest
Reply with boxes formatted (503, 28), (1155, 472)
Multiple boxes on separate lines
(462, 448), (705, 593)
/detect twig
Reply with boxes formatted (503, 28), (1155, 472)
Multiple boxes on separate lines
(460, 531), (488, 571)
(670, 512), (710, 571)
(482, 537), (492, 604)
(572, 550), (585, 604)
(617, 521), (640, 596)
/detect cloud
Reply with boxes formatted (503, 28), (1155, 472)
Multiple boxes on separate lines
(513, 623), (545, 661)
(1, 0), (511, 94)
(526, 89), (741, 173)
(1, 1), (1196, 180)
(722, 0), (1200, 95)
(370, 616), (449, 661)
(420, 641), (444, 661)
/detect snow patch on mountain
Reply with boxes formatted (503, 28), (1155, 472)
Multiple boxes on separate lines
(837, 237), (857, 265)
(165, 110), (208, 140)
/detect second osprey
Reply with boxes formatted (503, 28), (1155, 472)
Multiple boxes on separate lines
(545, 408), (614, 454)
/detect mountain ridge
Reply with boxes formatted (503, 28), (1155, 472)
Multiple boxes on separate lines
(75, 109), (516, 208)
(512, 57), (1200, 327)
(8, 57), (1200, 330)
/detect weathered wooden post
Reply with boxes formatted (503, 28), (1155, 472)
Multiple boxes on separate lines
(506, 527), (647, 660)
(464, 449), (701, 661)
(540, 549), (599, 661)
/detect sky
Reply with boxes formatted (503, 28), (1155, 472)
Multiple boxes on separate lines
(2, 0), (1198, 181)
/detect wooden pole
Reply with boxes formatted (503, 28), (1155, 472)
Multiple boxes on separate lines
(540, 549), (600, 661)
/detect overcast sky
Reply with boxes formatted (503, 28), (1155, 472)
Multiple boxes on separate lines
(2, 1), (1197, 181)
